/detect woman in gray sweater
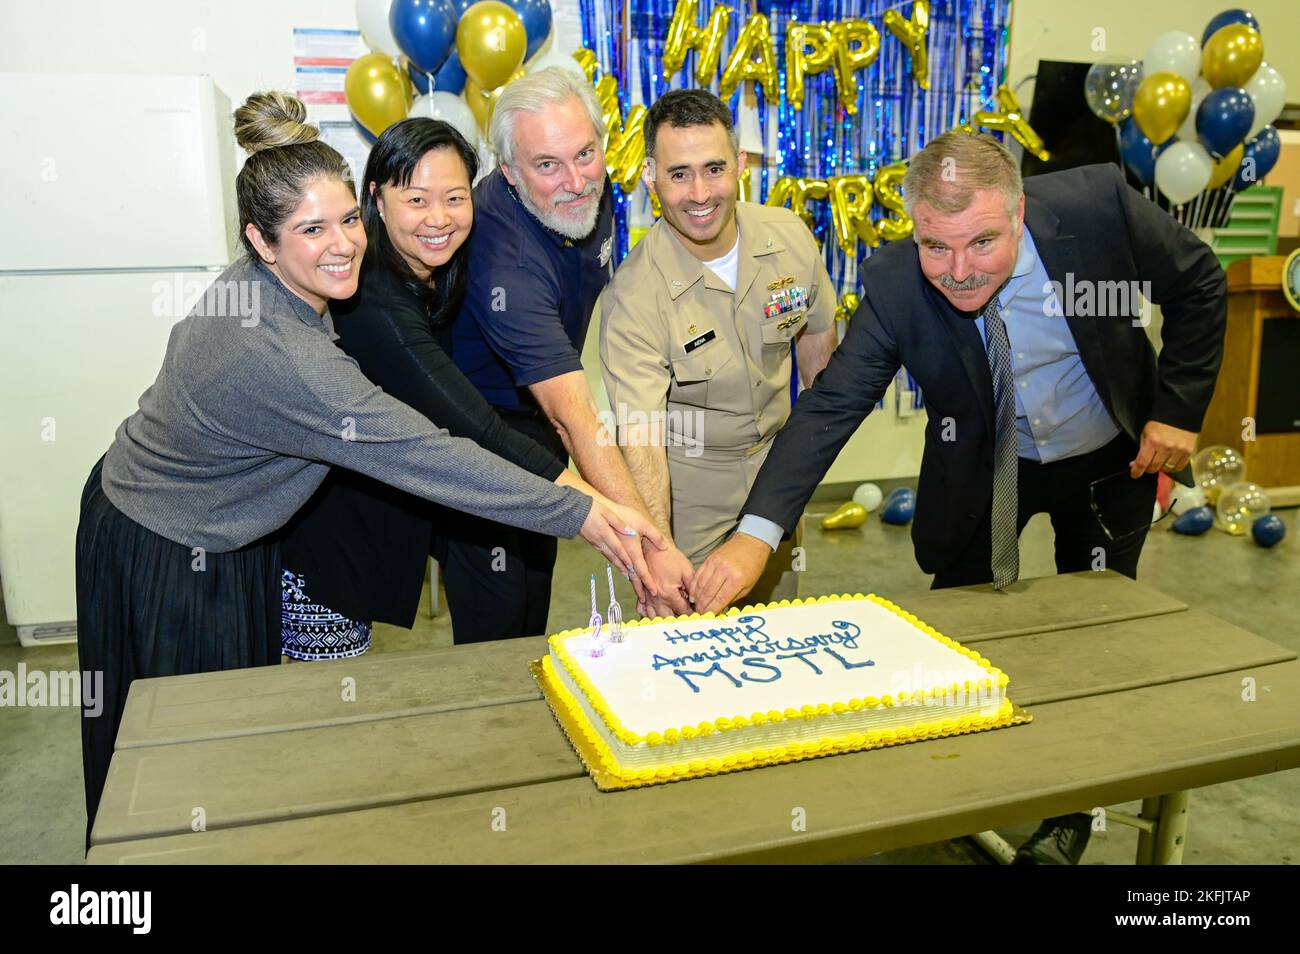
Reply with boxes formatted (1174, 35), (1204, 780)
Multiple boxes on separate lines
(74, 91), (664, 847)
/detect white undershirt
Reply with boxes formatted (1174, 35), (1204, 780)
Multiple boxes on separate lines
(701, 233), (740, 292)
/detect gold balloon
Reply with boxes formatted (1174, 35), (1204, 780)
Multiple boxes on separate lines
(787, 22), (834, 111)
(1131, 72), (1191, 146)
(830, 19), (880, 114)
(972, 85), (1051, 161)
(1202, 24), (1264, 89)
(345, 52), (414, 138)
(456, 1), (528, 91)
(872, 162), (913, 242)
(830, 174), (880, 254)
(719, 13), (779, 100)
(821, 501), (867, 530)
(883, 0), (930, 90)
(834, 292), (860, 325)
(1208, 142), (1244, 190)
(464, 67), (525, 131)
(663, 0), (733, 85)
(607, 103), (648, 193)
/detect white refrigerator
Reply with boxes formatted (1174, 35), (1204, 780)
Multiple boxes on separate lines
(0, 73), (238, 646)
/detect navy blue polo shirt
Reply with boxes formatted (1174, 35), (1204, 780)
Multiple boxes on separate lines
(452, 169), (615, 412)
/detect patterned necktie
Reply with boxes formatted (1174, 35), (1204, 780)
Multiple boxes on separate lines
(982, 291), (1020, 589)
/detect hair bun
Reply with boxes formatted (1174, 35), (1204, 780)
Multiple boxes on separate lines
(234, 91), (320, 154)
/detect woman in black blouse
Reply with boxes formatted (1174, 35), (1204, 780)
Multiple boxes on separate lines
(279, 118), (588, 652)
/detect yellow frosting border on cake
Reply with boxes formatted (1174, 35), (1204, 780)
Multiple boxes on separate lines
(546, 593), (1012, 749)
(535, 655), (1021, 787)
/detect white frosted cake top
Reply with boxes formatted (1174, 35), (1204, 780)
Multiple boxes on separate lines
(550, 597), (1002, 739)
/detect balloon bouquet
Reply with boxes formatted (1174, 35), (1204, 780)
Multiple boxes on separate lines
(1166, 445), (1288, 549)
(1084, 8), (1285, 230)
(347, 0), (563, 150)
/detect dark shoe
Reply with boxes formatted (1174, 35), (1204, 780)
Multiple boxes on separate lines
(1013, 816), (1092, 865)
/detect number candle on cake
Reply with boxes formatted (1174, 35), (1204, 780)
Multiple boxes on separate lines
(534, 594), (1028, 789)
(605, 565), (624, 643)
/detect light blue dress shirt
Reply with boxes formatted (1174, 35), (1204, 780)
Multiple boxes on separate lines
(737, 226), (1121, 551)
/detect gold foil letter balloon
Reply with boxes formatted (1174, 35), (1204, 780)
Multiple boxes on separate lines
(830, 19), (880, 115)
(769, 177), (841, 235)
(456, 1), (528, 91)
(831, 174), (880, 253)
(345, 52), (415, 138)
(606, 103), (648, 192)
(1202, 24), (1264, 89)
(663, 0), (733, 85)
(1131, 72), (1191, 145)
(972, 85), (1051, 161)
(883, 0), (930, 90)
(834, 291), (860, 324)
(719, 13), (780, 100)
(872, 162), (912, 242)
(786, 22), (834, 111)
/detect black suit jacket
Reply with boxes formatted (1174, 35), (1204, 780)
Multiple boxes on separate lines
(743, 163), (1227, 574)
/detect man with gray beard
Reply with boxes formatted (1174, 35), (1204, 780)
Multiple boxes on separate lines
(449, 68), (696, 640)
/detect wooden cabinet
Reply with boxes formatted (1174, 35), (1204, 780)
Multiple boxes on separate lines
(1199, 256), (1300, 499)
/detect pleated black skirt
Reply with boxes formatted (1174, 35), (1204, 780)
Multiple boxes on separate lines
(75, 456), (282, 850)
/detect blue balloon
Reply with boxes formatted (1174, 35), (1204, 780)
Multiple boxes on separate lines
(1201, 9), (1260, 47)
(1119, 118), (1168, 186)
(1232, 126), (1281, 190)
(1251, 514), (1286, 548)
(409, 49), (467, 95)
(881, 492), (915, 525)
(1197, 87), (1255, 159)
(389, 0), (457, 75)
(505, 0), (553, 61)
(1172, 505), (1214, 535)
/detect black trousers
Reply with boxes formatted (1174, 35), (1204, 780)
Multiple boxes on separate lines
(435, 408), (567, 644)
(933, 434), (1154, 841)
(932, 433), (1158, 590)
(75, 458), (281, 851)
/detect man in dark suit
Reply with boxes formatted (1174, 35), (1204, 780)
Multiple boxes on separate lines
(689, 130), (1227, 863)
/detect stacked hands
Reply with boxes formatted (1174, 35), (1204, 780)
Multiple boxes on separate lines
(620, 418), (1199, 621)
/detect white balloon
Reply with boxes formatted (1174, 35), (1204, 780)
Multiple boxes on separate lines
(1144, 31), (1201, 84)
(409, 92), (480, 147)
(1155, 140), (1212, 204)
(525, 45), (586, 77)
(852, 482), (883, 512)
(1175, 76), (1211, 143)
(356, 0), (402, 59)
(1169, 483), (1207, 515)
(1245, 63), (1287, 140)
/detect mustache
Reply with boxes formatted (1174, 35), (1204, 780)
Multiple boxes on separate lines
(939, 272), (991, 292)
(552, 182), (599, 207)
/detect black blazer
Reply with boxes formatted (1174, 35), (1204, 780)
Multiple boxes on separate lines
(280, 261), (566, 627)
(743, 163), (1227, 574)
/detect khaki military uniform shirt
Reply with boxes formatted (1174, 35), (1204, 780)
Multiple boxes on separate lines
(600, 202), (836, 563)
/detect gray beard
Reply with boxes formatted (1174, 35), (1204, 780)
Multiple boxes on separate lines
(514, 176), (604, 240)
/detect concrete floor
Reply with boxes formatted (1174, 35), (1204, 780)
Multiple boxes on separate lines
(1, 497), (1296, 864)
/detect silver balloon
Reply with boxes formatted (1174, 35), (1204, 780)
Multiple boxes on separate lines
(1084, 59), (1144, 125)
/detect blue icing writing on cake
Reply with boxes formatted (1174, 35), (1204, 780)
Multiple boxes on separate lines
(537, 594), (1021, 786)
